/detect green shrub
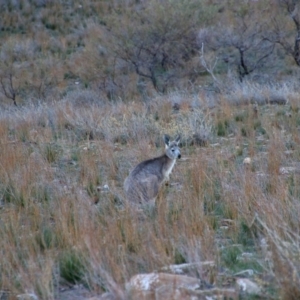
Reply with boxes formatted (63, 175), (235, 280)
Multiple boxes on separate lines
(36, 226), (57, 251)
(44, 143), (61, 163)
(216, 120), (231, 137)
(2, 182), (25, 207)
(59, 250), (86, 284)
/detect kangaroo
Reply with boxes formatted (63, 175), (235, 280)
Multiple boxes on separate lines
(124, 134), (181, 206)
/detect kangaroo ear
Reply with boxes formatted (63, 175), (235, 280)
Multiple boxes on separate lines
(164, 134), (170, 146)
(175, 135), (181, 144)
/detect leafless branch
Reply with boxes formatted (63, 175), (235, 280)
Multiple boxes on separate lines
(0, 73), (18, 106)
(200, 43), (220, 85)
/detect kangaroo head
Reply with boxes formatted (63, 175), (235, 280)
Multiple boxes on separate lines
(164, 134), (181, 160)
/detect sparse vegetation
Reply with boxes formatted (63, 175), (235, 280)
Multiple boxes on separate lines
(0, 89), (299, 299)
(0, 1), (300, 299)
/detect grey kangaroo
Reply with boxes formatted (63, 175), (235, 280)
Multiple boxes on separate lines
(124, 134), (181, 206)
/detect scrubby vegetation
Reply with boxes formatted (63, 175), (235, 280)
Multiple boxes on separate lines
(0, 0), (300, 299)
(0, 89), (300, 299)
(0, 0), (300, 104)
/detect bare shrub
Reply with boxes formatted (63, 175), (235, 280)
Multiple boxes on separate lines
(63, 89), (106, 108)
(198, 1), (278, 83)
(0, 38), (61, 104)
(223, 80), (298, 105)
(105, 0), (216, 95)
(271, 0), (300, 67)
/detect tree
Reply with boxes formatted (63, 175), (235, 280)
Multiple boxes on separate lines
(0, 71), (18, 106)
(106, 0), (216, 94)
(272, 0), (300, 66)
(0, 37), (59, 105)
(199, 1), (275, 82)
(0, 39), (21, 106)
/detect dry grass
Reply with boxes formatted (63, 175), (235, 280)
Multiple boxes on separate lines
(0, 1), (299, 298)
(0, 88), (300, 299)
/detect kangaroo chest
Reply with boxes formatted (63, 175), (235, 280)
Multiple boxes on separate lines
(163, 159), (176, 181)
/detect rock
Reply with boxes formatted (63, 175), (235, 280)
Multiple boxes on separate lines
(279, 166), (296, 175)
(126, 273), (200, 300)
(236, 278), (261, 295)
(160, 261), (215, 276)
(97, 184), (110, 192)
(88, 293), (116, 300)
(17, 293), (38, 300)
(243, 157), (252, 165)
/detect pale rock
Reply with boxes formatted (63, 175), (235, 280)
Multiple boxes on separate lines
(96, 184), (110, 194)
(236, 278), (261, 295)
(243, 157), (252, 165)
(279, 166), (296, 175)
(126, 273), (200, 300)
(17, 293), (38, 300)
(160, 261), (215, 275)
(88, 293), (116, 300)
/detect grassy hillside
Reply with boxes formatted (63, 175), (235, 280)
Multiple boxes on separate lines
(0, 0), (300, 299)
(0, 85), (300, 299)
(0, 0), (299, 105)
